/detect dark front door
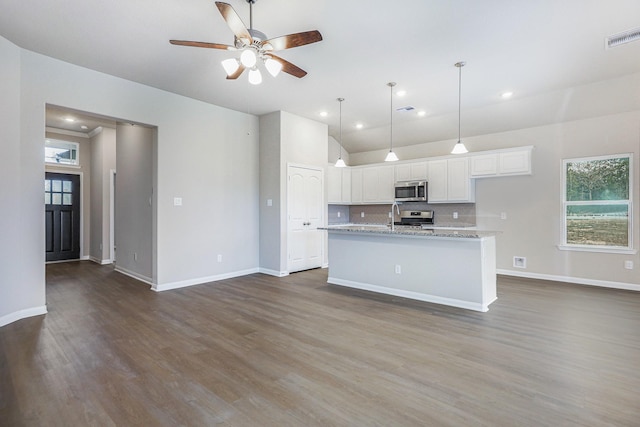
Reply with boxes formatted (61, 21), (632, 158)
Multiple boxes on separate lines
(45, 172), (80, 262)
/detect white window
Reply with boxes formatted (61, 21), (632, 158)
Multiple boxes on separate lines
(45, 139), (79, 166)
(561, 154), (633, 253)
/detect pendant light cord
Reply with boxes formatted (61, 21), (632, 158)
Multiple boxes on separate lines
(338, 98), (344, 159)
(388, 82), (396, 152)
(458, 64), (462, 142)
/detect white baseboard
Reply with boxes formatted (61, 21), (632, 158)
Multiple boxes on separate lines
(153, 268), (260, 292)
(115, 266), (153, 286)
(328, 277), (492, 312)
(0, 305), (47, 327)
(258, 268), (290, 277)
(497, 269), (640, 292)
(80, 255), (90, 261)
(89, 256), (112, 265)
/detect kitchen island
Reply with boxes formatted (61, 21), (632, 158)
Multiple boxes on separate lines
(322, 225), (497, 312)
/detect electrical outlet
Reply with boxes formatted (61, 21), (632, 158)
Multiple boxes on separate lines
(501, 212), (507, 220)
(395, 264), (402, 274)
(624, 260), (633, 270)
(513, 256), (526, 268)
(337, 211), (341, 218)
(266, 199), (272, 207)
(173, 197), (182, 206)
(453, 212), (458, 219)
(134, 252), (138, 261)
(361, 212), (365, 218)
(99, 243), (103, 250)
(388, 212), (392, 218)
(217, 254), (222, 263)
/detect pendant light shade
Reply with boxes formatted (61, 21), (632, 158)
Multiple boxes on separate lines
(385, 82), (399, 162)
(335, 97), (347, 167)
(248, 68), (262, 85)
(264, 57), (282, 77)
(221, 58), (240, 76)
(451, 61), (468, 154)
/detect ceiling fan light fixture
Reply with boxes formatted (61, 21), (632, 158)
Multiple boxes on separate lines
(248, 68), (262, 85)
(221, 58), (240, 76)
(240, 49), (257, 67)
(264, 57), (282, 77)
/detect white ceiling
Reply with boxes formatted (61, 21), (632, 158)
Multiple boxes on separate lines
(3, 0), (640, 153)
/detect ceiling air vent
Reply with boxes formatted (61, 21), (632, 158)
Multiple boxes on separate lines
(606, 27), (640, 49)
(396, 106), (415, 112)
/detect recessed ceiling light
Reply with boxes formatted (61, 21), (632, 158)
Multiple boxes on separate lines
(64, 117), (76, 122)
(319, 111), (328, 117)
(501, 92), (513, 99)
(417, 111), (427, 117)
(396, 90), (407, 97)
(355, 123), (363, 129)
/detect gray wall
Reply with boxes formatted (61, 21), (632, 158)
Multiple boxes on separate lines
(89, 127), (116, 263)
(328, 135), (350, 166)
(115, 124), (154, 282)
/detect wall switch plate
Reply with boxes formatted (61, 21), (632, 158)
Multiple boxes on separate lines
(217, 254), (222, 263)
(134, 252), (138, 261)
(173, 197), (182, 206)
(266, 199), (273, 207)
(513, 256), (526, 268)
(453, 212), (458, 219)
(501, 212), (507, 220)
(395, 265), (402, 274)
(624, 260), (633, 270)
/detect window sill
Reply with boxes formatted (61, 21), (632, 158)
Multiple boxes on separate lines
(45, 163), (81, 169)
(557, 245), (637, 255)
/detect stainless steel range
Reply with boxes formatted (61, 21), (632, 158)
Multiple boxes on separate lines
(395, 210), (434, 227)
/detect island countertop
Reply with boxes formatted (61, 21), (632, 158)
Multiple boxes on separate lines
(320, 224), (498, 239)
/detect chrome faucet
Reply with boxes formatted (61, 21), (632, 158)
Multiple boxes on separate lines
(390, 201), (401, 231)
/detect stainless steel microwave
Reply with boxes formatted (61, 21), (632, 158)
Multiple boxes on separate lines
(394, 181), (427, 202)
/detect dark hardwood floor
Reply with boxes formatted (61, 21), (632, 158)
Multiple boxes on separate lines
(1, 262), (639, 426)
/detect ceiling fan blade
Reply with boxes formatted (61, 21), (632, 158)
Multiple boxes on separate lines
(261, 30), (323, 52)
(215, 2), (252, 46)
(226, 64), (246, 80)
(268, 54), (307, 78)
(170, 40), (235, 50)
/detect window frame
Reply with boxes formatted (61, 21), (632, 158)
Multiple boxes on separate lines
(45, 139), (80, 167)
(559, 153), (634, 254)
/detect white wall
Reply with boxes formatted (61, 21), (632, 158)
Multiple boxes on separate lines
(1, 37), (260, 324)
(259, 111), (328, 274)
(327, 135), (350, 166)
(350, 111), (640, 289)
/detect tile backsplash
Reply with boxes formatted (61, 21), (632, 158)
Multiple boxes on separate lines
(330, 202), (476, 226)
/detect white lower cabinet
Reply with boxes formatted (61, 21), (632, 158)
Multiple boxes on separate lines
(428, 158), (475, 203)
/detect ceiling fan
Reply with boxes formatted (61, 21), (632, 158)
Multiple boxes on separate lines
(170, 0), (323, 83)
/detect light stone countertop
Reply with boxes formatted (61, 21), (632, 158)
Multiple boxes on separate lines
(321, 224), (498, 239)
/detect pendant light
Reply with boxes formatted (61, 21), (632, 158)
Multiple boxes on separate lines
(451, 61), (468, 154)
(385, 82), (399, 162)
(335, 97), (347, 168)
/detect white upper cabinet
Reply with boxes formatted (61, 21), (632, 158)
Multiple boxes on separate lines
(327, 166), (352, 204)
(428, 158), (475, 203)
(469, 147), (533, 178)
(362, 166), (394, 203)
(351, 169), (363, 204)
(395, 161), (428, 182)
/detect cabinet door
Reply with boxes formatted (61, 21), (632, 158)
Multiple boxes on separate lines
(410, 162), (428, 181)
(427, 160), (448, 202)
(470, 154), (498, 177)
(341, 168), (351, 203)
(447, 158), (472, 201)
(395, 164), (411, 182)
(351, 169), (363, 203)
(500, 150), (531, 175)
(378, 166), (395, 203)
(362, 167), (380, 202)
(327, 166), (342, 203)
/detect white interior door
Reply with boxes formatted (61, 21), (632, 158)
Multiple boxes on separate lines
(288, 165), (324, 273)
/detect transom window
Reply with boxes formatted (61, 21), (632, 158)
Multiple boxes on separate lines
(45, 139), (79, 166)
(561, 154), (633, 253)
